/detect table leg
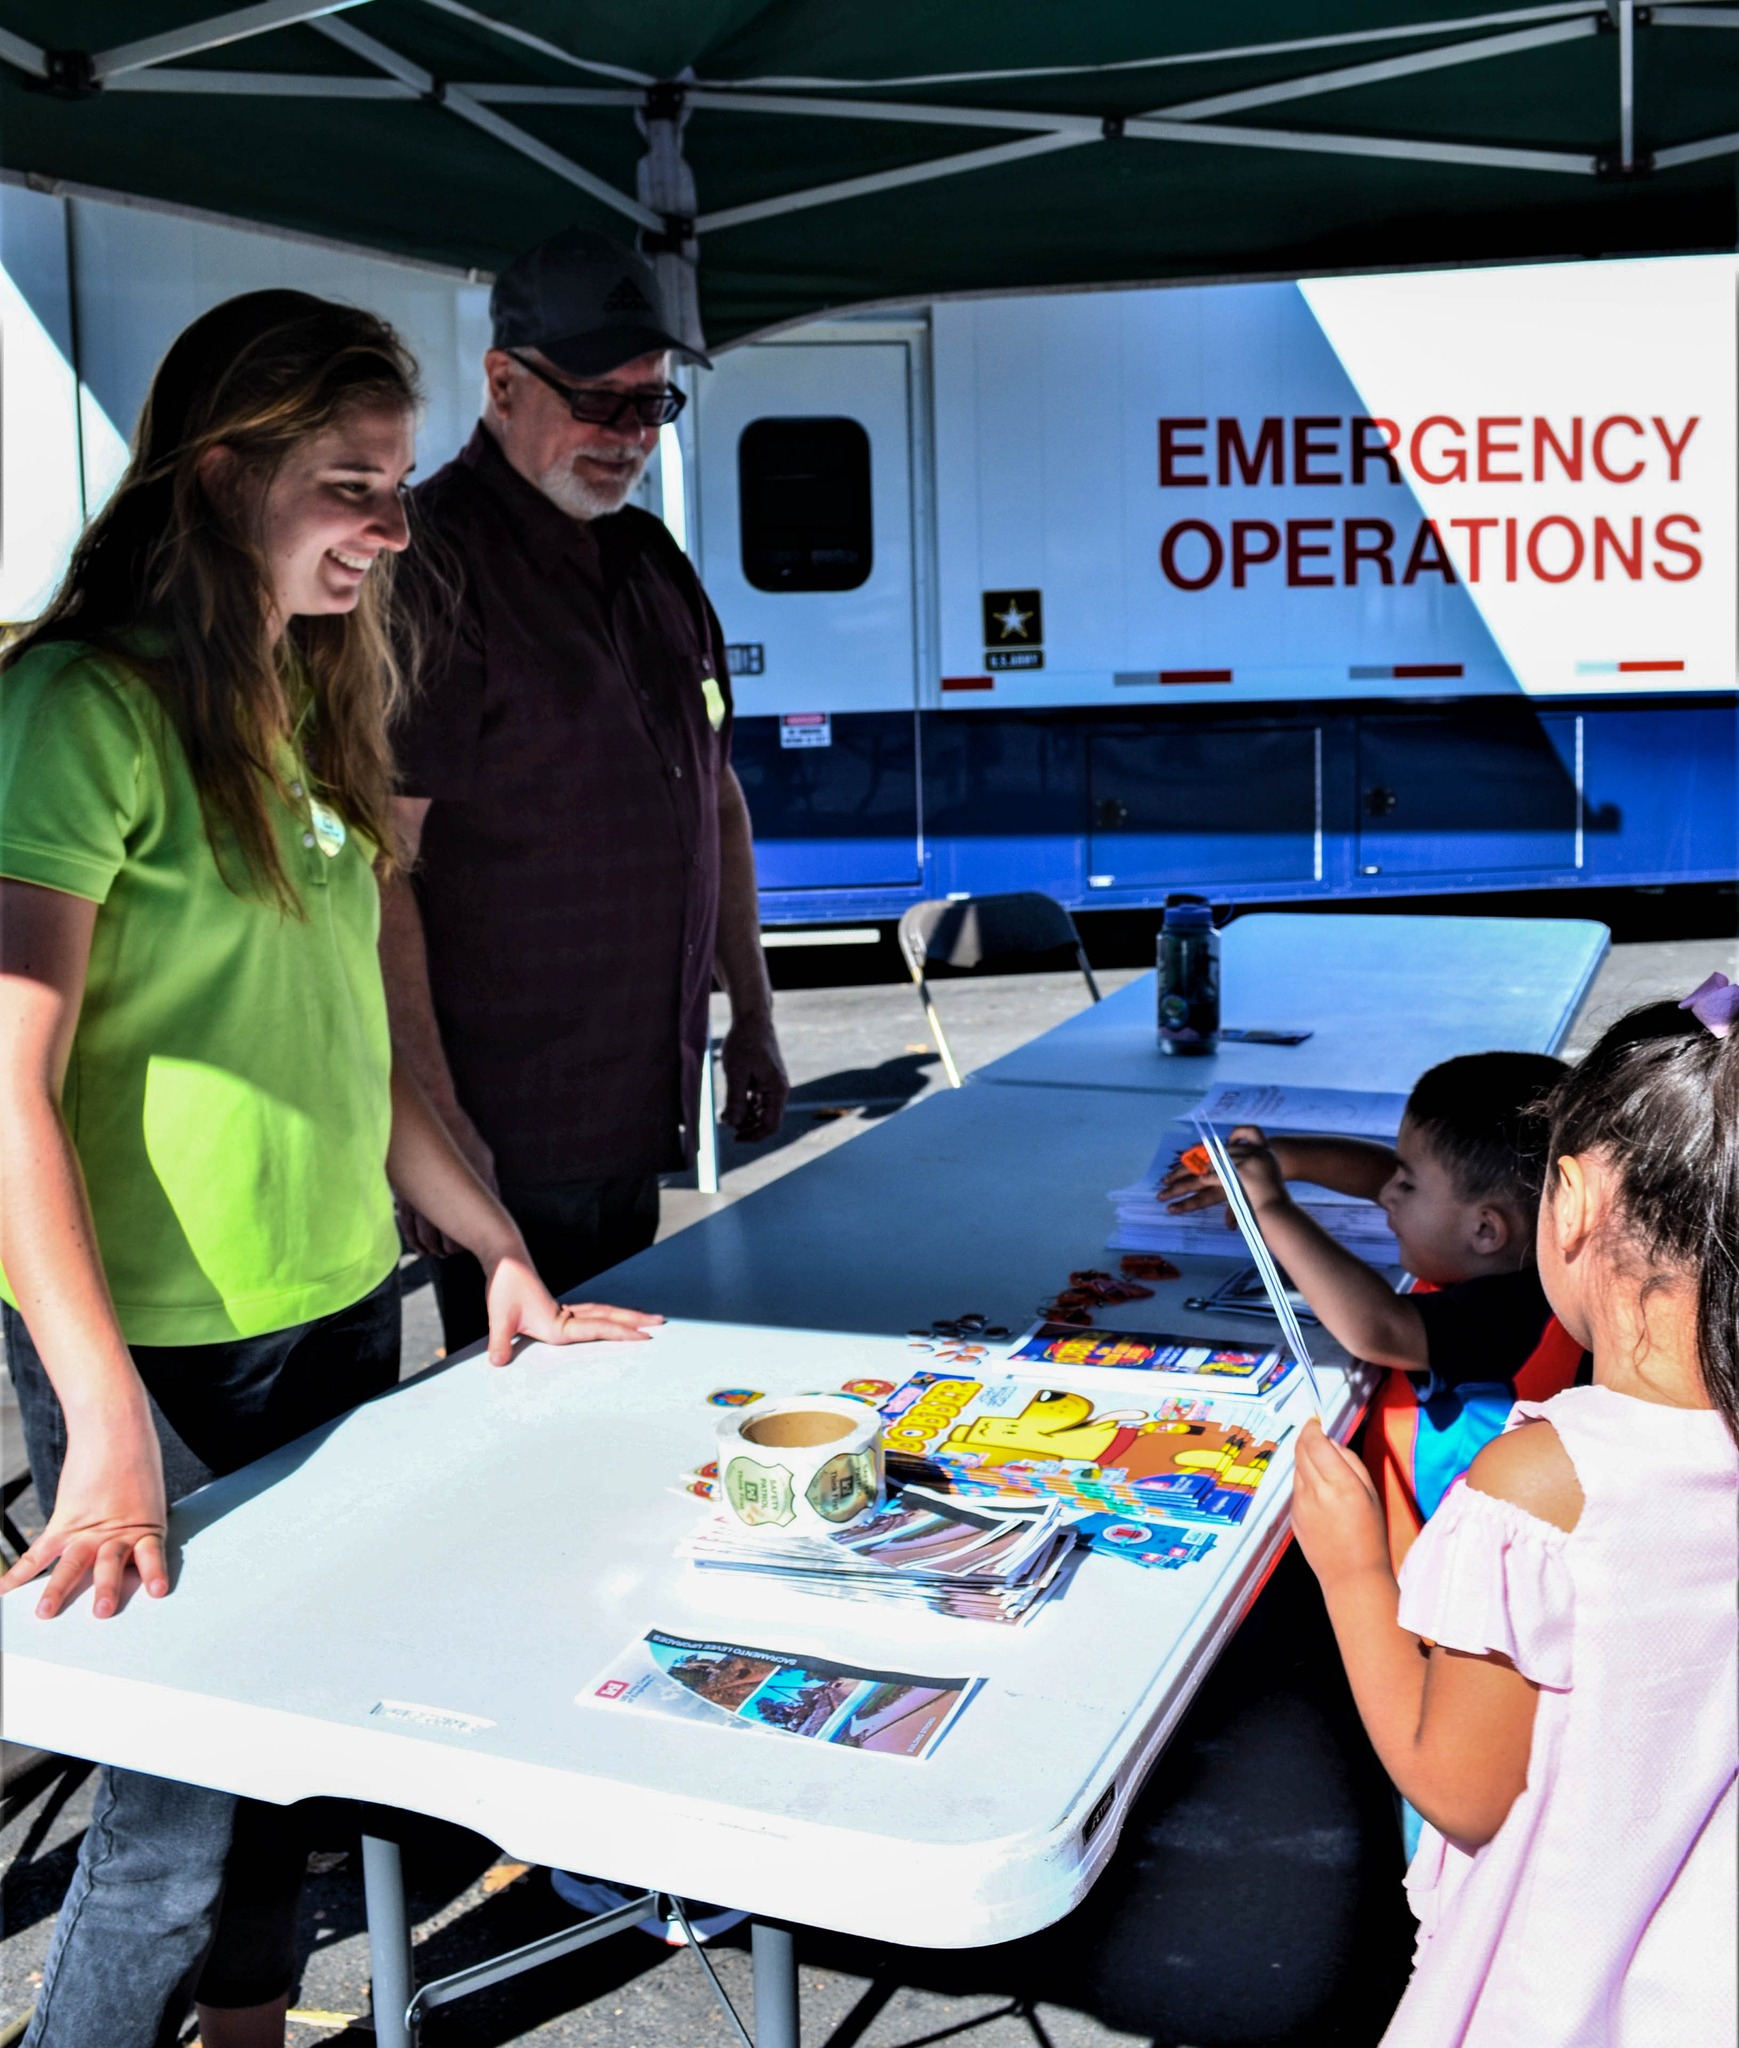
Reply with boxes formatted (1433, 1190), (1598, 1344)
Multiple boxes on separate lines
(751, 1920), (799, 2048)
(697, 1034), (721, 1195)
(361, 1831), (415, 2048)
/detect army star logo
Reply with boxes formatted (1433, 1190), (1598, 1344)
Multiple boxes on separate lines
(980, 588), (1044, 657)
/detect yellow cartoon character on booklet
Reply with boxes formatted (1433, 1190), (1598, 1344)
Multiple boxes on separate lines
(942, 1387), (1270, 1487)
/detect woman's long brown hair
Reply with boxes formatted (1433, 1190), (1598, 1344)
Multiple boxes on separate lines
(5, 289), (421, 911)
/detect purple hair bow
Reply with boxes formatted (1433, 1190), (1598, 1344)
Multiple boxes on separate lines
(1679, 971), (1739, 1039)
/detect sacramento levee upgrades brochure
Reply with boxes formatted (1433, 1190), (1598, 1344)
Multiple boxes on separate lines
(583, 1630), (979, 1759)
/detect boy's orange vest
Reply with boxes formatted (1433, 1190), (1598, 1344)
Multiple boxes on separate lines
(1359, 1312), (1586, 1577)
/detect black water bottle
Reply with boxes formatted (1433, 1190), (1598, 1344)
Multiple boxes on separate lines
(1157, 897), (1220, 1055)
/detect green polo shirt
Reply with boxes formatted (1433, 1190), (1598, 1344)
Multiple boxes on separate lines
(0, 641), (399, 1344)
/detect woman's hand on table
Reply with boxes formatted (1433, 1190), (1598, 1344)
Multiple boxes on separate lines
(0, 1407), (169, 1620)
(1290, 1417), (1390, 1589)
(481, 1248), (663, 1365)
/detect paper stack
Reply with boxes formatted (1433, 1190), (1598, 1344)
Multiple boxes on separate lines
(879, 1372), (1286, 1527)
(1108, 1081), (1409, 1264)
(680, 1485), (1078, 1624)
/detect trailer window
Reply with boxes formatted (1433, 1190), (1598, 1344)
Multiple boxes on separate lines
(739, 417), (872, 592)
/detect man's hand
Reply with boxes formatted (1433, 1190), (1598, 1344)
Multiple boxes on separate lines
(399, 1106), (499, 1258)
(0, 1409), (169, 1620)
(719, 1013), (788, 1145)
(1290, 1417), (1390, 1589)
(481, 1250), (663, 1366)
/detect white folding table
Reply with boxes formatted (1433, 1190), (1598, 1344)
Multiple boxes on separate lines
(971, 912), (1608, 1098)
(0, 912), (1607, 2045)
(3, 1318), (1365, 2045)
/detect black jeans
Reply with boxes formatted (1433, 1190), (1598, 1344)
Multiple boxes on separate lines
(4, 1274), (400, 2046)
(432, 1171), (660, 1355)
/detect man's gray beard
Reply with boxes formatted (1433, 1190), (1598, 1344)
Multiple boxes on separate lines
(536, 449), (645, 521)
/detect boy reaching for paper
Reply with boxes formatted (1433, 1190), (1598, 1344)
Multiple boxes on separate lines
(1160, 1053), (1582, 1574)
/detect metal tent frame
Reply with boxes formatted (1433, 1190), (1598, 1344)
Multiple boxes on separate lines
(2, 0), (1735, 347)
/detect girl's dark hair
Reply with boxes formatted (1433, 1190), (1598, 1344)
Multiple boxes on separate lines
(4, 289), (420, 910)
(1543, 1001), (1738, 1442)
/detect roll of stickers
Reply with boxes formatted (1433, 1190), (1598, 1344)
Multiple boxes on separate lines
(716, 1395), (884, 1535)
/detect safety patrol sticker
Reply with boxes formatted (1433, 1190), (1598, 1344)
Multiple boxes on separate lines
(308, 797), (347, 858)
(708, 1387), (763, 1407)
(724, 1455), (795, 1526)
(700, 673), (727, 733)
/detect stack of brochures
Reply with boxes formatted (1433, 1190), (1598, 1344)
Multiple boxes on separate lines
(680, 1486), (1077, 1624)
(878, 1372), (1288, 1526)
(1107, 1081), (1408, 1264)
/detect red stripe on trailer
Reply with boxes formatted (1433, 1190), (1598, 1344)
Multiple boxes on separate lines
(1160, 669), (1233, 684)
(941, 677), (994, 692)
(1393, 663), (1464, 679)
(1617, 660), (1685, 673)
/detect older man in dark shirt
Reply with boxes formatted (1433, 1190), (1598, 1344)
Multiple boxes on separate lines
(384, 228), (787, 1352)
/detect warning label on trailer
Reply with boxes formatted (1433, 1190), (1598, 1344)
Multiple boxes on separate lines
(780, 713), (832, 748)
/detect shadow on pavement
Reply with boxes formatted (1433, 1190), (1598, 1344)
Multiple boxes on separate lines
(666, 1052), (943, 1187)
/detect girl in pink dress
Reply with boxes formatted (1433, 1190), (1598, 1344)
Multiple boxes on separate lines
(1291, 993), (1738, 2048)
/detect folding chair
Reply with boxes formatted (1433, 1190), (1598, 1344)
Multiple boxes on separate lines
(897, 892), (1101, 1089)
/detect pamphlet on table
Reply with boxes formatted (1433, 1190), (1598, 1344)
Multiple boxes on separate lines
(583, 1628), (979, 1758)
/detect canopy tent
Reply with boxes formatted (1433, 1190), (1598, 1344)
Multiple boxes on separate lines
(2, 1), (1735, 348)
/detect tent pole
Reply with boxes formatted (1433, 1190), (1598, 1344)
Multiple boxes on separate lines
(0, 26), (47, 76)
(1617, 0), (1637, 168)
(313, 13), (657, 226)
(639, 83), (707, 359)
(93, 0), (370, 81)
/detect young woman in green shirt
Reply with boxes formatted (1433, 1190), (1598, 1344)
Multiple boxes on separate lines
(0, 291), (659, 2048)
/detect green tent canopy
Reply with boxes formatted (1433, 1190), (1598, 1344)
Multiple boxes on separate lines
(2, 1), (1734, 346)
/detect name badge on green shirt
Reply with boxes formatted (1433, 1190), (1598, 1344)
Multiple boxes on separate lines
(309, 797), (348, 858)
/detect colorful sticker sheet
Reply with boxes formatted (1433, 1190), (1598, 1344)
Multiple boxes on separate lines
(583, 1629), (979, 1759)
(879, 1372), (1286, 1525)
(1010, 1323), (1293, 1397)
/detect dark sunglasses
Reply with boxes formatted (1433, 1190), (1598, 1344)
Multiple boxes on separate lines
(511, 353), (687, 428)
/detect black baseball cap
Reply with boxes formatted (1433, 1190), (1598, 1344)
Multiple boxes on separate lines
(489, 227), (710, 377)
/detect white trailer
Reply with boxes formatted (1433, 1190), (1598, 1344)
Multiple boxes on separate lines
(5, 180), (1732, 921)
(689, 252), (1736, 916)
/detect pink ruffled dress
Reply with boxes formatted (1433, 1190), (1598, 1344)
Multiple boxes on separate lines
(1382, 1385), (1738, 2048)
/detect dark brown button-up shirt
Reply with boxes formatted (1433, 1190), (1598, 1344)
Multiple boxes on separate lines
(399, 425), (732, 1184)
